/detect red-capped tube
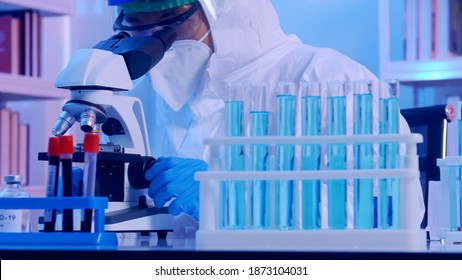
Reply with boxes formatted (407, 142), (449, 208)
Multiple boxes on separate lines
(47, 137), (60, 157)
(59, 135), (74, 232)
(81, 133), (100, 232)
(83, 133), (100, 153)
(44, 137), (60, 232)
(59, 135), (74, 155)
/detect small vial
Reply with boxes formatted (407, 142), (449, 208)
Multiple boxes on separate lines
(0, 175), (30, 232)
(224, 83), (246, 229)
(352, 80), (374, 229)
(276, 82), (296, 229)
(250, 83), (270, 229)
(379, 79), (400, 229)
(300, 81), (321, 229)
(327, 81), (347, 230)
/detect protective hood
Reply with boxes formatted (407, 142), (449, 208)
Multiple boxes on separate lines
(149, 0), (298, 112)
(198, 0), (298, 80)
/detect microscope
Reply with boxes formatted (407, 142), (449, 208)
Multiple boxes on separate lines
(43, 29), (177, 235)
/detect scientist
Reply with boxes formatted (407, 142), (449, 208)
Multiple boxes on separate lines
(105, 0), (425, 227)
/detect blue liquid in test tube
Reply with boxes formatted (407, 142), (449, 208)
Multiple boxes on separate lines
(276, 82), (296, 229)
(225, 85), (246, 229)
(249, 83), (270, 229)
(301, 82), (321, 229)
(327, 81), (347, 229)
(353, 80), (374, 229)
(379, 80), (400, 229)
(250, 111), (269, 229)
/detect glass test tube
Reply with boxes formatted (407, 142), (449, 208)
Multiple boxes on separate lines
(276, 82), (296, 229)
(459, 119), (462, 229)
(81, 133), (100, 232)
(352, 80), (374, 229)
(250, 83), (270, 229)
(448, 166), (458, 231)
(300, 81), (321, 229)
(327, 81), (347, 229)
(224, 83), (246, 229)
(378, 80), (400, 229)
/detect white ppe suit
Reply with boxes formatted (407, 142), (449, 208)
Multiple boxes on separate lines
(125, 0), (425, 228)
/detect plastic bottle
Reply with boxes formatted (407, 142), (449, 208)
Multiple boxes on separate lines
(0, 175), (30, 232)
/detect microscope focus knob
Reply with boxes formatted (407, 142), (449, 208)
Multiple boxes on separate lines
(128, 157), (157, 189)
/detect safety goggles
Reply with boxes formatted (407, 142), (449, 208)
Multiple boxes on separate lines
(112, 0), (200, 32)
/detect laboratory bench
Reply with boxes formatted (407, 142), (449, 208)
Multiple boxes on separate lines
(1, 233), (462, 260)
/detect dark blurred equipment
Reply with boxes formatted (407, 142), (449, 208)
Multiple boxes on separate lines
(401, 104), (455, 230)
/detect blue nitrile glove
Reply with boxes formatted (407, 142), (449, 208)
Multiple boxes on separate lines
(145, 157), (207, 220)
(57, 167), (83, 197)
(72, 167), (83, 196)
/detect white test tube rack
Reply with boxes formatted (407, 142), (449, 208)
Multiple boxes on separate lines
(195, 133), (427, 251)
(436, 156), (462, 245)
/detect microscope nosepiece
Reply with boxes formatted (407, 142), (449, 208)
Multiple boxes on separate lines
(52, 111), (76, 136)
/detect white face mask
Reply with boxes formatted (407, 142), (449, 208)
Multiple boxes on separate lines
(149, 31), (213, 111)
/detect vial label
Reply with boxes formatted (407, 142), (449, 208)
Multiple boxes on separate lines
(0, 210), (23, 232)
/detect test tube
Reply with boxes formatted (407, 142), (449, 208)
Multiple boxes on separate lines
(249, 83), (270, 229)
(81, 133), (100, 232)
(327, 80), (347, 229)
(459, 119), (462, 229)
(224, 83), (246, 229)
(59, 135), (74, 232)
(43, 137), (60, 232)
(379, 79), (400, 229)
(300, 81), (321, 229)
(276, 82), (296, 229)
(352, 80), (374, 229)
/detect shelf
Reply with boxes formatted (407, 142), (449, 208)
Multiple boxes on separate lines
(0, 0), (73, 16)
(382, 57), (462, 84)
(378, 0), (462, 84)
(0, 73), (68, 101)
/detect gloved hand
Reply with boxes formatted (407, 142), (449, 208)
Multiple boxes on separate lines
(145, 157), (207, 220)
(72, 167), (83, 196)
(57, 167), (83, 196)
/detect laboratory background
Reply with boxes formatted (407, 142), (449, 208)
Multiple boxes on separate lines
(1, 0), (462, 256)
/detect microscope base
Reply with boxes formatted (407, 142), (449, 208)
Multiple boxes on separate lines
(104, 201), (174, 233)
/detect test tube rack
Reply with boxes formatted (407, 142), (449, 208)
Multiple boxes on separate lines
(0, 197), (118, 248)
(436, 156), (462, 245)
(195, 133), (427, 251)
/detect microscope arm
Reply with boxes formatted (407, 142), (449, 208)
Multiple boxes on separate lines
(53, 28), (176, 136)
(56, 28), (176, 90)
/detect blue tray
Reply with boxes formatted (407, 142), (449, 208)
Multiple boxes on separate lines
(0, 197), (118, 248)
